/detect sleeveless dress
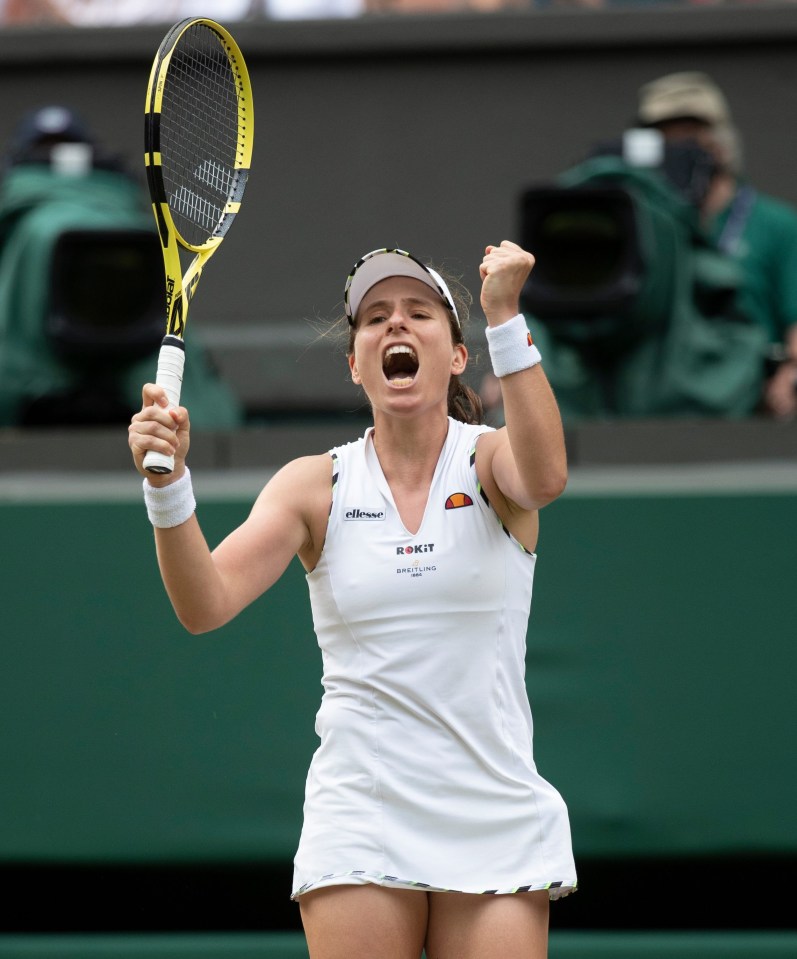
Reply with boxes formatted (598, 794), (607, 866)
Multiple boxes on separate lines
(292, 418), (577, 900)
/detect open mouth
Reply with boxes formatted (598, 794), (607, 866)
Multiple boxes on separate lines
(383, 345), (418, 387)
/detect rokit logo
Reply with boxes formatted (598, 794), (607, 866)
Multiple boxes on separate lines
(344, 507), (386, 521)
(396, 543), (436, 578)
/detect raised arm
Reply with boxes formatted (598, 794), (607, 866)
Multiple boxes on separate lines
(475, 241), (568, 517)
(129, 385), (330, 634)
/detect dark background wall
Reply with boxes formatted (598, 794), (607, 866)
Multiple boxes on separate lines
(2, 6), (796, 411)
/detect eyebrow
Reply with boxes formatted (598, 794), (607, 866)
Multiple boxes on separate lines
(363, 295), (441, 314)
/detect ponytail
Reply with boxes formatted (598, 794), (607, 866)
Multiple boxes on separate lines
(448, 376), (484, 425)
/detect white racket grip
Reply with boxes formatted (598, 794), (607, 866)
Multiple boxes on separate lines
(143, 337), (186, 475)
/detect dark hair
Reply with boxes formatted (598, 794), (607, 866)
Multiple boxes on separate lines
(345, 264), (484, 426)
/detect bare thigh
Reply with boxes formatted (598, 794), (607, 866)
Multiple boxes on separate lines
(299, 884), (429, 959)
(425, 890), (550, 959)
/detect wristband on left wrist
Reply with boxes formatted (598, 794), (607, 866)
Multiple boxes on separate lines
(486, 313), (542, 378)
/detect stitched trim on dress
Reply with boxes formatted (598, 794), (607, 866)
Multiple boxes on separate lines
(329, 449), (339, 515)
(469, 442), (534, 556)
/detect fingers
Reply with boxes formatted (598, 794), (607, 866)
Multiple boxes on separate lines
(141, 382), (171, 411)
(481, 240), (533, 274)
(480, 241), (535, 324)
(128, 411), (179, 463)
(128, 383), (190, 475)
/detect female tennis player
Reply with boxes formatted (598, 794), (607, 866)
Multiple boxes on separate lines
(128, 239), (577, 959)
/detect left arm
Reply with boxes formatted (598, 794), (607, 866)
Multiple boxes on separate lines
(475, 241), (568, 514)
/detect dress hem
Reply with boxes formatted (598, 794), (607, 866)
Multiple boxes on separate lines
(291, 870), (578, 901)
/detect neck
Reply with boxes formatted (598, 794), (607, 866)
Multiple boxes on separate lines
(371, 411), (450, 484)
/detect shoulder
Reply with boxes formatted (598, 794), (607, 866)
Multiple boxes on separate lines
(253, 453), (334, 568)
(255, 453), (332, 521)
(472, 426), (505, 504)
(256, 452), (333, 512)
(750, 188), (797, 227)
(472, 425), (540, 552)
(470, 422), (499, 458)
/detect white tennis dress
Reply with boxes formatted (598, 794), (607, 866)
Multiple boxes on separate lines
(292, 417), (577, 900)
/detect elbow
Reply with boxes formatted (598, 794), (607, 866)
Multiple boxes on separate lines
(175, 609), (225, 636)
(534, 464), (568, 508)
(167, 588), (234, 636)
(179, 616), (213, 636)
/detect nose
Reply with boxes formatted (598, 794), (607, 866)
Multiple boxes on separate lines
(386, 310), (408, 332)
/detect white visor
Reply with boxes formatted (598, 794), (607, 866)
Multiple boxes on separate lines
(344, 248), (459, 327)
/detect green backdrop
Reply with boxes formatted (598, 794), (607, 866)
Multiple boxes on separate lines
(1, 485), (795, 864)
(2, 931), (797, 959)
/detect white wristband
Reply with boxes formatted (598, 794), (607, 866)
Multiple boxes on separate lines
(143, 467), (196, 528)
(486, 313), (542, 378)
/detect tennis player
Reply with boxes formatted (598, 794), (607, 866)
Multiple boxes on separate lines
(128, 238), (577, 959)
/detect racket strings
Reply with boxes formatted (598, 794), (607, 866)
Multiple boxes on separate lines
(160, 23), (247, 247)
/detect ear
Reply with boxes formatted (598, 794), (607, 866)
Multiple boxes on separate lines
(451, 343), (468, 376)
(348, 353), (361, 385)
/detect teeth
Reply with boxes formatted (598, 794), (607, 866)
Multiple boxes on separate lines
(385, 345), (417, 360)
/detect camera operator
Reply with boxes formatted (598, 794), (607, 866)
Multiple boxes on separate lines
(636, 71), (797, 420)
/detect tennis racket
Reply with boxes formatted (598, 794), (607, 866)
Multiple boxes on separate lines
(143, 17), (253, 473)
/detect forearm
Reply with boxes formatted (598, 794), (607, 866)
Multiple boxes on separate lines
(484, 310), (567, 507)
(143, 470), (236, 633)
(478, 241), (568, 507)
(499, 361), (568, 507)
(154, 517), (233, 634)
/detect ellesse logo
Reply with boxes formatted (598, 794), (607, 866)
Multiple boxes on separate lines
(344, 507), (385, 521)
(444, 492), (473, 509)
